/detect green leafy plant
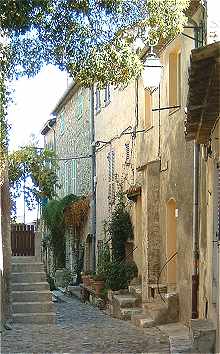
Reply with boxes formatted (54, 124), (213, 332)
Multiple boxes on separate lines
(42, 194), (79, 268)
(109, 189), (133, 262)
(62, 268), (74, 288)
(46, 274), (56, 291)
(105, 261), (138, 291)
(8, 146), (59, 215)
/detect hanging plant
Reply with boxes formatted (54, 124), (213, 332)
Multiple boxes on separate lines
(64, 196), (90, 227)
(42, 194), (79, 268)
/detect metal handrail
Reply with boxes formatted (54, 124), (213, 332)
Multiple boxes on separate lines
(157, 252), (178, 303)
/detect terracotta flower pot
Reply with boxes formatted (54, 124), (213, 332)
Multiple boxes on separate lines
(90, 278), (96, 290)
(94, 280), (105, 296)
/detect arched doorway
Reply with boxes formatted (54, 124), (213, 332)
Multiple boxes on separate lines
(166, 198), (177, 287)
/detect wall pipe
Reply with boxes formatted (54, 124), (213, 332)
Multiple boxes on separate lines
(192, 142), (200, 318)
(90, 85), (97, 272)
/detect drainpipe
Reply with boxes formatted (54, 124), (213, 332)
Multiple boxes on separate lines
(192, 142), (200, 318)
(90, 85), (96, 272)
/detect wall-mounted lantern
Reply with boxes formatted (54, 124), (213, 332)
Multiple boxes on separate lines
(143, 47), (162, 90)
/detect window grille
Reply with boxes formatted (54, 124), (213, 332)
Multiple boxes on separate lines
(104, 85), (111, 106)
(72, 159), (77, 195)
(76, 94), (83, 120)
(95, 88), (101, 113)
(64, 161), (69, 195)
(125, 143), (130, 164)
(60, 111), (65, 134)
(107, 150), (116, 206)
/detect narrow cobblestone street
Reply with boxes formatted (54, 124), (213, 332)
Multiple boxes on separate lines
(1, 293), (170, 353)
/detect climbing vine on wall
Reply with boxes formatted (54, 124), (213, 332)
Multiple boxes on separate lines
(42, 194), (81, 269)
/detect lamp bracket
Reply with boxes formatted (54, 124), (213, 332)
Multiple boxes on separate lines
(152, 105), (181, 112)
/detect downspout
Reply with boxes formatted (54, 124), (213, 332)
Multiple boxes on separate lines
(189, 15), (201, 320)
(192, 142), (200, 318)
(90, 85), (96, 272)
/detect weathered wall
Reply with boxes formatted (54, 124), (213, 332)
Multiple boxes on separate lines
(136, 31), (196, 322)
(43, 85), (93, 273)
(0, 168), (11, 326)
(95, 82), (144, 275)
(198, 120), (220, 339)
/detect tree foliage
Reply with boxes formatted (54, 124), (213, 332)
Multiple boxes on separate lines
(42, 194), (80, 268)
(109, 189), (133, 262)
(8, 146), (59, 213)
(1, 0), (190, 86)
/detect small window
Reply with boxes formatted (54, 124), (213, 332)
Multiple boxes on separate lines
(95, 88), (101, 113)
(144, 89), (152, 129)
(60, 111), (65, 134)
(169, 50), (181, 110)
(64, 161), (69, 195)
(104, 85), (111, 106)
(76, 94), (83, 120)
(125, 143), (130, 164)
(72, 159), (77, 195)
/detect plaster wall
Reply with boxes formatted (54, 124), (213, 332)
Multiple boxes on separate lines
(136, 32), (196, 322)
(95, 82), (144, 274)
(198, 121), (220, 346)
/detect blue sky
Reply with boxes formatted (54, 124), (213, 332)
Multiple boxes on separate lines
(8, 65), (68, 223)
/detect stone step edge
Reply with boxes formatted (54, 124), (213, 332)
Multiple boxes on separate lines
(11, 271), (46, 274)
(12, 290), (51, 294)
(11, 282), (49, 285)
(12, 262), (44, 265)
(13, 301), (53, 305)
(12, 312), (56, 317)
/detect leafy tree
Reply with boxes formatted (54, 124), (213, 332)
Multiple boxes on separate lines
(1, 0), (190, 85)
(8, 145), (59, 214)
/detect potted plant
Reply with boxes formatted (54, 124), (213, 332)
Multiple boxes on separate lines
(93, 274), (106, 296)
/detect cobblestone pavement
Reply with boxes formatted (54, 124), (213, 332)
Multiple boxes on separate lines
(1, 293), (170, 354)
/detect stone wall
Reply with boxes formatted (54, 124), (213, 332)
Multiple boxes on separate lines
(136, 28), (196, 322)
(0, 169), (11, 327)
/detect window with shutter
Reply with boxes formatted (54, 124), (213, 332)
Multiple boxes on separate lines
(104, 85), (111, 106)
(76, 94), (83, 120)
(60, 111), (65, 134)
(95, 87), (101, 113)
(72, 159), (77, 195)
(169, 50), (181, 110)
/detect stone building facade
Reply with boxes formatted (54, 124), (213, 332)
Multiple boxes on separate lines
(41, 82), (93, 274)
(185, 10), (220, 349)
(94, 0), (208, 328)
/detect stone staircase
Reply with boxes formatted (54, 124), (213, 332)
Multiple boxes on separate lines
(110, 282), (179, 329)
(11, 256), (56, 324)
(131, 292), (179, 328)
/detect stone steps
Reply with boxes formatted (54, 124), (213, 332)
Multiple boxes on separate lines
(12, 262), (45, 273)
(11, 271), (46, 283)
(120, 307), (143, 320)
(131, 293), (179, 328)
(131, 313), (156, 328)
(12, 290), (52, 303)
(113, 294), (140, 308)
(11, 282), (50, 292)
(13, 301), (54, 314)
(11, 258), (55, 324)
(12, 312), (56, 324)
